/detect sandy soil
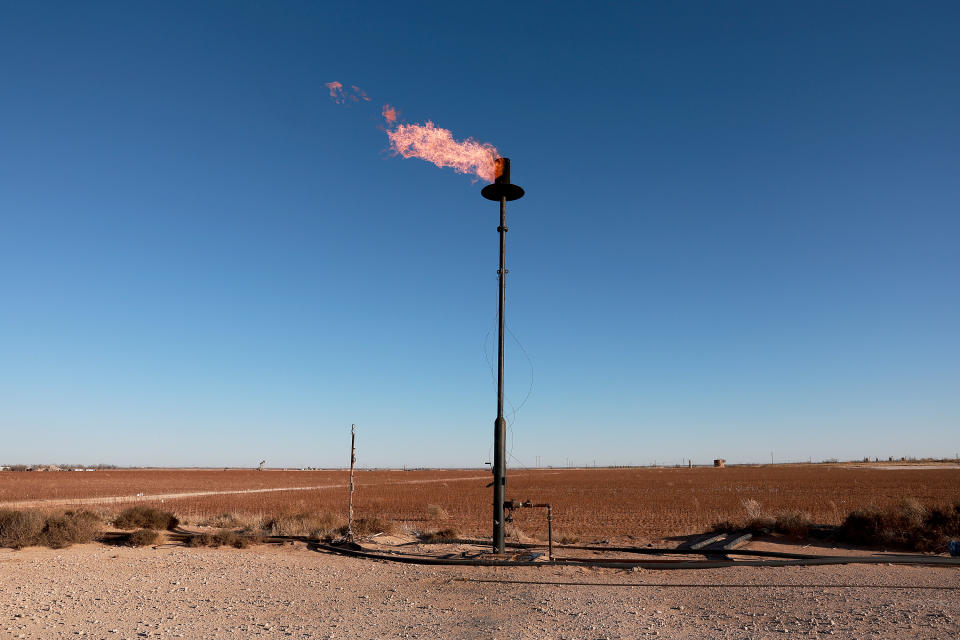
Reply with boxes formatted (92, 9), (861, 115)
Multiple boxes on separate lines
(2, 541), (958, 639)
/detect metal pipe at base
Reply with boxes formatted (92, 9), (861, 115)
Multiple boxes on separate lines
(547, 505), (553, 561)
(504, 500), (553, 560)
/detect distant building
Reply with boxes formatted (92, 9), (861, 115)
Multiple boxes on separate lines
(713, 459), (726, 468)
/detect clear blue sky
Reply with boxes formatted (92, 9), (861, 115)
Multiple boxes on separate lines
(2, 2), (958, 468)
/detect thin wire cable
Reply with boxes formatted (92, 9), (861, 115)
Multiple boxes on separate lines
(504, 324), (534, 468)
(481, 306), (498, 466)
(505, 324), (535, 422)
(481, 274), (535, 469)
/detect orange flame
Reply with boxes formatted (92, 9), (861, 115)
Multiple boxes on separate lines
(326, 81), (370, 105)
(386, 121), (498, 183)
(351, 85), (371, 102)
(325, 81), (344, 103)
(382, 104), (398, 125)
(326, 80), (500, 183)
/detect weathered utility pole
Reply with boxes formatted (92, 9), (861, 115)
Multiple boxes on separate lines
(347, 424), (356, 541)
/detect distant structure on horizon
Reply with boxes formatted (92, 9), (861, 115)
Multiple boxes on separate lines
(714, 459), (726, 468)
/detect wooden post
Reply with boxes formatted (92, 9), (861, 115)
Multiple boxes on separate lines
(347, 424), (356, 541)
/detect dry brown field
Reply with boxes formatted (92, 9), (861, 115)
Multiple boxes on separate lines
(2, 464), (959, 541)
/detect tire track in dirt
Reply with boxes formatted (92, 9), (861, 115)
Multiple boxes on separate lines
(0, 472), (554, 509)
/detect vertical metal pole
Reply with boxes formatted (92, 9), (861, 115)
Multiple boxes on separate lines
(348, 424), (356, 541)
(547, 504), (553, 560)
(493, 196), (507, 554)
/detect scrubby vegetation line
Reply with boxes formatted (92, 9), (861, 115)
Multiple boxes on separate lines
(841, 499), (960, 552)
(113, 505), (180, 531)
(2, 498), (959, 553)
(4, 466), (958, 541)
(712, 498), (960, 552)
(0, 509), (101, 549)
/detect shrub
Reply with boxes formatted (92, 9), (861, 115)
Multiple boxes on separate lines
(743, 516), (776, 533)
(242, 530), (265, 545)
(186, 530), (260, 549)
(347, 517), (396, 538)
(840, 499), (960, 551)
(419, 527), (459, 543)
(919, 504), (960, 550)
(0, 510), (102, 549)
(212, 529), (250, 548)
(727, 500), (813, 538)
(127, 528), (160, 546)
(113, 506), (179, 531)
(735, 511), (813, 537)
(186, 533), (213, 548)
(710, 519), (740, 533)
(0, 510), (44, 549)
(37, 511), (101, 549)
(771, 510), (813, 538)
(261, 512), (342, 539)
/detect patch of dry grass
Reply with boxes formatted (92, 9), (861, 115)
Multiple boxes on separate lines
(0, 509), (101, 549)
(347, 516), (395, 538)
(713, 500), (814, 538)
(198, 512), (252, 528)
(127, 528), (160, 546)
(426, 504), (450, 520)
(114, 506), (179, 531)
(840, 499), (960, 551)
(0, 509), (44, 549)
(260, 512), (343, 539)
(38, 510), (101, 548)
(185, 532), (213, 548)
(419, 527), (459, 543)
(710, 497), (960, 552)
(185, 529), (263, 549)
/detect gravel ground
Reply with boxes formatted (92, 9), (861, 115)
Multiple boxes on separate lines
(2, 542), (958, 639)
